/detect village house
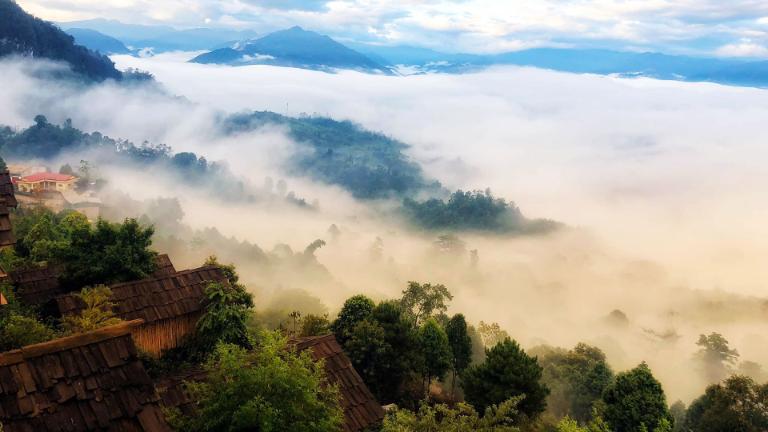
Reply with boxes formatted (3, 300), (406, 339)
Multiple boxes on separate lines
(15, 172), (78, 194)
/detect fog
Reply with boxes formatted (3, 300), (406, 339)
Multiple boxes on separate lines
(2, 54), (768, 403)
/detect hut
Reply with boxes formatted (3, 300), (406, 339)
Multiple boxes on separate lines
(0, 320), (171, 432)
(151, 254), (176, 278)
(292, 334), (386, 432)
(57, 266), (229, 357)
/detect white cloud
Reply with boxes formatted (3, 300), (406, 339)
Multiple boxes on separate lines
(716, 39), (768, 57)
(14, 0), (768, 55)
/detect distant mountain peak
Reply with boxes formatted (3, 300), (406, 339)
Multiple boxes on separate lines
(191, 26), (393, 75)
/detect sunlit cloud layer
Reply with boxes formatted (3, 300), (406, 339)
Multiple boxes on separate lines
(16, 0), (768, 57)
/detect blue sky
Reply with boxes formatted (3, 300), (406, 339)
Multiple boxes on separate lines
(17, 0), (768, 58)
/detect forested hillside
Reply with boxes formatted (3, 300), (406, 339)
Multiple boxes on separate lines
(0, 0), (122, 81)
(224, 111), (441, 199)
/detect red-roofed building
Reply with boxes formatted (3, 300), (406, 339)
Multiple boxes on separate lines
(17, 172), (77, 193)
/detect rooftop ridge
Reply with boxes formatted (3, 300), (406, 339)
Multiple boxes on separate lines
(0, 319), (144, 367)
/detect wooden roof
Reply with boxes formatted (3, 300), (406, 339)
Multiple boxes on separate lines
(0, 202), (13, 247)
(6, 265), (64, 308)
(151, 255), (176, 278)
(0, 320), (171, 432)
(0, 171), (18, 209)
(292, 334), (385, 432)
(57, 266), (228, 325)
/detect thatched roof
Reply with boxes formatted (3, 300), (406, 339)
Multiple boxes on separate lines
(0, 320), (171, 432)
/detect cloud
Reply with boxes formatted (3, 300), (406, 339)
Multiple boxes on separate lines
(5, 55), (768, 401)
(15, 0), (768, 55)
(716, 39), (768, 57)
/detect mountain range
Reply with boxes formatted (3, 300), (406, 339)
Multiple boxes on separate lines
(190, 26), (393, 74)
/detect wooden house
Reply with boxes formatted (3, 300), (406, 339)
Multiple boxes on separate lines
(0, 320), (171, 432)
(57, 266), (229, 357)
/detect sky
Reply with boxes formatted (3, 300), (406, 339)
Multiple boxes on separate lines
(15, 0), (768, 58)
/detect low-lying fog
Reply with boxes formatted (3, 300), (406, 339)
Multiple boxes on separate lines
(2, 53), (768, 403)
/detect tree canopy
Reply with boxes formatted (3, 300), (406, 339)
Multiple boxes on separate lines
(601, 362), (673, 432)
(166, 337), (343, 432)
(462, 338), (550, 420)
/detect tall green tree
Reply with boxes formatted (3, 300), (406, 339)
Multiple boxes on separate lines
(419, 318), (452, 396)
(354, 301), (422, 404)
(694, 333), (739, 384)
(534, 343), (614, 422)
(462, 338), (549, 420)
(331, 294), (375, 345)
(445, 313), (473, 398)
(400, 281), (453, 326)
(166, 336), (343, 432)
(683, 375), (768, 432)
(602, 362), (672, 432)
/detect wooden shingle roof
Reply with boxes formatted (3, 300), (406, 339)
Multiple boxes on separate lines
(57, 266), (228, 324)
(0, 202), (13, 247)
(0, 171), (18, 209)
(151, 255), (176, 278)
(0, 320), (171, 432)
(7, 265), (64, 308)
(293, 334), (385, 432)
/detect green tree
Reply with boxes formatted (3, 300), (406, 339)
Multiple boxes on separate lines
(477, 321), (510, 348)
(61, 285), (121, 333)
(602, 363), (672, 432)
(419, 318), (452, 396)
(59, 163), (74, 175)
(462, 338), (549, 421)
(445, 313), (473, 399)
(331, 294), (375, 345)
(166, 336), (343, 432)
(382, 397), (523, 432)
(534, 343), (614, 422)
(0, 283), (56, 351)
(669, 401), (686, 432)
(300, 314), (330, 337)
(400, 281), (453, 326)
(555, 416), (612, 432)
(60, 218), (157, 289)
(683, 375), (768, 432)
(695, 333), (739, 384)
(193, 281), (253, 358)
(344, 300), (422, 405)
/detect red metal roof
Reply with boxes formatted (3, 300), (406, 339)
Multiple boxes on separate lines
(18, 172), (76, 183)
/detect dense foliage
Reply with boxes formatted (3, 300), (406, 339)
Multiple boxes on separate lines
(462, 338), (550, 420)
(683, 375), (768, 432)
(0, 0), (121, 81)
(224, 111), (441, 199)
(533, 343), (614, 422)
(403, 189), (559, 233)
(382, 397), (523, 432)
(166, 338), (343, 432)
(0, 282), (56, 351)
(9, 207), (158, 290)
(601, 363), (673, 432)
